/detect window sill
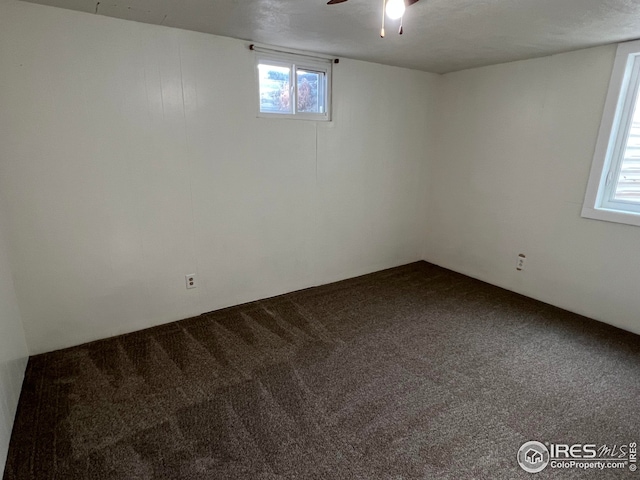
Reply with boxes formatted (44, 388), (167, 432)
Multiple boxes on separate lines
(257, 112), (331, 122)
(581, 205), (640, 227)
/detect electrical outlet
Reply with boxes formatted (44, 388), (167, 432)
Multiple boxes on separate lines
(185, 274), (197, 289)
(516, 254), (526, 271)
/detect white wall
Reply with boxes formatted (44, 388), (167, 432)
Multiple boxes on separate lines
(425, 45), (640, 336)
(0, 201), (29, 473)
(4, 0), (636, 363)
(0, 1), (439, 354)
(0, 3), (30, 468)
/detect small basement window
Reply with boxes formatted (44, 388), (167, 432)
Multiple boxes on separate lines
(255, 50), (332, 121)
(583, 39), (640, 227)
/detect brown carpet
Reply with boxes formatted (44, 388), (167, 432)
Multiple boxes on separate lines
(4, 261), (640, 479)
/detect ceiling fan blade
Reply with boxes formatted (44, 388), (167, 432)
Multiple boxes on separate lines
(327, 0), (348, 4)
(406, 0), (420, 5)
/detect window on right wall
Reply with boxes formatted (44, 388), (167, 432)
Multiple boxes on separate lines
(583, 39), (640, 227)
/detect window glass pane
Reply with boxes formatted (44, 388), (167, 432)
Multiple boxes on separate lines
(258, 63), (292, 114)
(614, 87), (640, 203)
(296, 69), (325, 114)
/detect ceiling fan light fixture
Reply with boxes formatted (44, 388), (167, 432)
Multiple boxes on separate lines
(385, 0), (405, 20)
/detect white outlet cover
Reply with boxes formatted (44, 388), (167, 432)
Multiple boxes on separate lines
(185, 274), (197, 289)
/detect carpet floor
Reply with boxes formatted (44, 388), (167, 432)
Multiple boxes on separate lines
(4, 262), (640, 479)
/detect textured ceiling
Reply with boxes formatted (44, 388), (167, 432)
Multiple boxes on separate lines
(20, 0), (640, 73)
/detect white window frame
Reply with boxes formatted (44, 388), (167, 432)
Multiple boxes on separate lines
(256, 52), (332, 122)
(582, 39), (640, 227)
